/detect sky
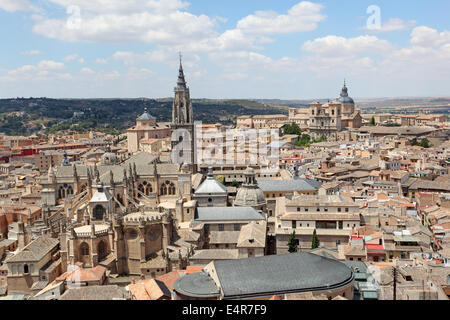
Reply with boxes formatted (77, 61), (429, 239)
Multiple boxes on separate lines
(0, 0), (449, 100)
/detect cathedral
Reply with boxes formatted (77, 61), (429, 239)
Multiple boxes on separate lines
(38, 58), (199, 277)
(289, 82), (363, 140)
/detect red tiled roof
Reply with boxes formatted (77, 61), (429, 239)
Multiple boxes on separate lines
(365, 244), (384, 250)
(156, 271), (184, 291)
(184, 266), (204, 274)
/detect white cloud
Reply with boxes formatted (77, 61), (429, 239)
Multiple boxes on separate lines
(32, 1), (216, 45)
(236, 1), (326, 35)
(46, 0), (188, 14)
(410, 26), (450, 47)
(302, 35), (393, 56)
(21, 50), (42, 56)
(364, 18), (416, 33)
(37, 60), (65, 70)
(95, 58), (108, 65)
(80, 67), (94, 74)
(0, 0), (33, 12)
(63, 54), (79, 61)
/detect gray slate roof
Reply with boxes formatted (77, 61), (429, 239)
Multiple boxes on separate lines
(257, 178), (322, 192)
(213, 252), (354, 298)
(194, 207), (265, 222)
(195, 175), (227, 195)
(7, 236), (59, 263)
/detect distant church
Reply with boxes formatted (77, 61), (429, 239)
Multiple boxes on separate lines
(289, 81), (363, 140)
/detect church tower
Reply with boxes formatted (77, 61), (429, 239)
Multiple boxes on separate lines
(172, 54), (193, 125)
(171, 54), (196, 173)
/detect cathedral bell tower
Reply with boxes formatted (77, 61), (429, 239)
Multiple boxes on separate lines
(171, 54), (196, 173)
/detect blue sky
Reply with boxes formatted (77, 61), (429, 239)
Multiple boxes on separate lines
(0, 0), (449, 99)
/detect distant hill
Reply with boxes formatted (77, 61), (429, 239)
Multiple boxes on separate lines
(0, 98), (286, 136)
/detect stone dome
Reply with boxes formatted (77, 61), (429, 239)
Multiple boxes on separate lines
(101, 146), (119, 165)
(338, 81), (355, 105)
(234, 167), (266, 208)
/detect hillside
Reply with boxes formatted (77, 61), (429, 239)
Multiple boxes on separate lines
(0, 98), (286, 136)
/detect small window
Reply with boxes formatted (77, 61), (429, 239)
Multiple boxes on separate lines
(345, 208), (349, 213)
(297, 208), (300, 212)
(338, 208), (342, 212)
(234, 224), (240, 231)
(305, 208), (309, 212)
(218, 224), (225, 231)
(292, 221), (296, 229)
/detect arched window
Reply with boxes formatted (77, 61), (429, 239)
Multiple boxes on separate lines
(80, 242), (89, 256)
(138, 184), (144, 197)
(145, 183), (152, 195)
(169, 183), (176, 195)
(126, 229), (138, 240)
(67, 186), (74, 195)
(24, 264), (29, 274)
(59, 187), (66, 199)
(93, 205), (105, 220)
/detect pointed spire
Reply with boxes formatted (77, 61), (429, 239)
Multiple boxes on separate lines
(177, 52), (187, 89)
(341, 79), (348, 97)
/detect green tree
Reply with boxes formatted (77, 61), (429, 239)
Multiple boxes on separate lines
(370, 117), (376, 126)
(420, 138), (431, 148)
(294, 134), (311, 147)
(288, 230), (298, 253)
(311, 229), (320, 249)
(216, 175), (225, 185)
(284, 122), (301, 135)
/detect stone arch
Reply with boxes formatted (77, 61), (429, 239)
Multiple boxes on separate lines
(125, 228), (138, 240)
(160, 181), (176, 196)
(138, 184), (144, 198)
(58, 186), (66, 199)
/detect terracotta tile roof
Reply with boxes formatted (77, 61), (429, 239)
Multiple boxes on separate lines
(56, 265), (106, 283)
(156, 271), (184, 291)
(184, 266), (205, 274)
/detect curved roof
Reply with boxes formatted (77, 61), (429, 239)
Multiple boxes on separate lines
(338, 82), (355, 105)
(173, 271), (220, 298)
(215, 252), (353, 298)
(234, 185), (266, 207)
